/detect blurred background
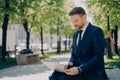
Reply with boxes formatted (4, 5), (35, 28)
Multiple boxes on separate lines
(0, 0), (120, 61)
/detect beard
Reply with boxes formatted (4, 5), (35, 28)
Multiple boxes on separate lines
(74, 25), (83, 29)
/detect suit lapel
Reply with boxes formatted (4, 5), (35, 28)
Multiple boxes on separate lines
(75, 31), (79, 48)
(78, 23), (92, 50)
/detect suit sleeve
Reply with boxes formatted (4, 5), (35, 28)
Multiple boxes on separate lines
(80, 28), (105, 71)
(69, 33), (76, 64)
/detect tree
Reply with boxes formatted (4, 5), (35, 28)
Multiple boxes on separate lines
(87, 0), (120, 31)
(113, 25), (119, 54)
(0, 0), (41, 61)
(0, 0), (75, 59)
(30, 0), (74, 53)
(17, 0), (40, 49)
(87, 0), (120, 58)
(23, 19), (30, 49)
(1, 0), (9, 61)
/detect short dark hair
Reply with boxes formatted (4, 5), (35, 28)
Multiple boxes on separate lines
(69, 7), (86, 16)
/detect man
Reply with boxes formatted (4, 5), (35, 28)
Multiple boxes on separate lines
(49, 7), (106, 80)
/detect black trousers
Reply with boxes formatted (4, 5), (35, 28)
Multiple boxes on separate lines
(49, 70), (86, 80)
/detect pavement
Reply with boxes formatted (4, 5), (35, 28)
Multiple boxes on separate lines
(0, 53), (71, 80)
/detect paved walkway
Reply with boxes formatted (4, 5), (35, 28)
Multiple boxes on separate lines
(0, 53), (71, 80)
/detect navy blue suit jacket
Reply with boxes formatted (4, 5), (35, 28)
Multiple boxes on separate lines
(70, 23), (105, 80)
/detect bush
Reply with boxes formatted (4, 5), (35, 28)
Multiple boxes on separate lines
(105, 53), (120, 69)
(0, 58), (17, 70)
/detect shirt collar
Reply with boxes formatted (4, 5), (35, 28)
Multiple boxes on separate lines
(80, 22), (89, 32)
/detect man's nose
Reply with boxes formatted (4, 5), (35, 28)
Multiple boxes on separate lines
(72, 22), (77, 25)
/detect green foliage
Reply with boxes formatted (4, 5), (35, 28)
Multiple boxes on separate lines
(39, 50), (70, 59)
(105, 54), (120, 69)
(0, 58), (17, 70)
(32, 0), (74, 37)
(105, 62), (120, 69)
(0, 0), (5, 22)
(0, 0), (75, 37)
(39, 52), (56, 59)
(87, 0), (120, 32)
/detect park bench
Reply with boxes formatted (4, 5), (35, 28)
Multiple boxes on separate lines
(106, 68), (120, 80)
(16, 53), (39, 65)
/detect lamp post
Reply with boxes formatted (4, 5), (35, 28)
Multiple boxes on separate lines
(106, 12), (112, 59)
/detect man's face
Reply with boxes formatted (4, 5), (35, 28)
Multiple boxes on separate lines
(70, 14), (85, 30)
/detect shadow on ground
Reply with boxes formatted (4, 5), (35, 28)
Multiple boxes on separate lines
(0, 53), (70, 78)
(0, 61), (50, 78)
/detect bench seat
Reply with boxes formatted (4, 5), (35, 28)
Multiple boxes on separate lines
(16, 53), (39, 65)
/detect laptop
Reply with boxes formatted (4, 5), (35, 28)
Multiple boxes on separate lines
(41, 61), (65, 73)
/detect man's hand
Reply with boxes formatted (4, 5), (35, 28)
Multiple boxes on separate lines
(64, 67), (79, 75)
(64, 62), (73, 69)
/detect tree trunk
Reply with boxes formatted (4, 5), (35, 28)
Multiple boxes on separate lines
(106, 38), (113, 59)
(57, 18), (61, 54)
(57, 36), (61, 54)
(64, 35), (67, 51)
(114, 25), (118, 54)
(50, 28), (52, 51)
(1, 14), (9, 62)
(40, 27), (44, 54)
(26, 32), (30, 49)
(106, 15), (113, 59)
(1, 0), (9, 62)
(23, 19), (30, 49)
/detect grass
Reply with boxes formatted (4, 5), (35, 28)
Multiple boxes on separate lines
(0, 58), (17, 70)
(40, 51), (120, 69)
(39, 50), (70, 59)
(105, 53), (120, 69)
(0, 50), (70, 70)
(1, 50), (119, 70)
(39, 52), (56, 59)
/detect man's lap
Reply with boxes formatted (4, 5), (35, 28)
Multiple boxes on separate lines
(49, 70), (85, 80)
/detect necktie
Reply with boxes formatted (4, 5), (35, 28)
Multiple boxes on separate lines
(77, 30), (83, 46)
